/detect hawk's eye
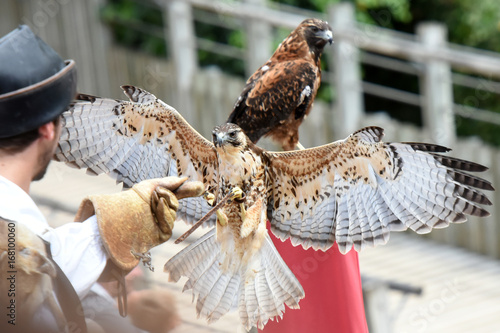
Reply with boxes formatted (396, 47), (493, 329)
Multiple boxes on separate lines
(311, 26), (319, 33)
(229, 131), (237, 138)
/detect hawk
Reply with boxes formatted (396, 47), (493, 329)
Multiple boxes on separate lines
(55, 86), (493, 330)
(227, 18), (333, 150)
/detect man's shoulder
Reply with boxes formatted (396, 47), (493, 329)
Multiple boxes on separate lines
(0, 175), (50, 235)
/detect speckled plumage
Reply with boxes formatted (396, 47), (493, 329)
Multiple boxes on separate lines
(227, 18), (333, 150)
(55, 86), (493, 330)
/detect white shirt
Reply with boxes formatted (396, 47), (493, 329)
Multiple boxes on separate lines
(0, 175), (108, 299)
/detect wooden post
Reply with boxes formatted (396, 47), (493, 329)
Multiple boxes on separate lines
(243, 0), (272, 76)
(329, 3), (364, 137)
(418, 23), (456, 146)
(164, 0), (197, 123)
(84, 0), (113, 97)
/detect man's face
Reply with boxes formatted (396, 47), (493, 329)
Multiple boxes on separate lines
(33, 117), (62, 181)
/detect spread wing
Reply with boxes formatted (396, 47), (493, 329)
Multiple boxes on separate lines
(54, 85), (218, 226)
(264, 127), (494, 254)
(227, 60), (319, 143)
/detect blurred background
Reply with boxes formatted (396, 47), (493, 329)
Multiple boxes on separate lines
(1, 0), (500, 332)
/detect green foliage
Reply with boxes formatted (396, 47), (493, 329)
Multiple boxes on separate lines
(411, 0), (500, 53)
(194, 20), (246, 77)
(100, 0), (166, 56)
(272, 0), (411, 26)
(453, 84), (500, 146)
(355, 0), (412, 26)
(270, 0), (327, 11)
(405, 0), (500, 145)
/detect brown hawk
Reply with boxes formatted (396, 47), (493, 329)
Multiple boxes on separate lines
(55, 86), (493, 330)
(227, 18), (333, 150)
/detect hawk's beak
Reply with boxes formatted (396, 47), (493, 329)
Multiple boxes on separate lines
(315, 29), (333, 46)
(214, 133), (225, 148)
(324, 30), (333, 45)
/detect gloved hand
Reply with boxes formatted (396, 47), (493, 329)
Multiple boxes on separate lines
(75, 177), (204, 272)
(131, 177), (205, 242)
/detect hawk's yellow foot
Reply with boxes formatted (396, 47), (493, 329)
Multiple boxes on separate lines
(233, 188), (249, 233)
(229, 186), (245, 202)
(239, 202), (247, 223)
(216, 209), (228, 226)
(239, 198), (264, 239)
(203, 191), (216, 206)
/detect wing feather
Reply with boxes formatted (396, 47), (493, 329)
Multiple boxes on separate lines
(347, 189), (361, 251)
(55, 85), (217, 225)
(356, 186), (374, 251)
(366, 186), (392, 246)
(265, 127), (493, 253)
(335, 194), (351, 253)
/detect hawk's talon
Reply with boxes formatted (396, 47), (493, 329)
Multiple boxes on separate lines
(235, 192), (246, 203)
(204, 191), (216, 206)
(229, 187), (245, 203)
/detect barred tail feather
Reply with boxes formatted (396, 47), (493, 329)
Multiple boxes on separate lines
(163, 229), (304, 330)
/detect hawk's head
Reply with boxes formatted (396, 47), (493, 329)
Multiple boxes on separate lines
(299, 18), (333, 50)
(212, 123), (249, 153)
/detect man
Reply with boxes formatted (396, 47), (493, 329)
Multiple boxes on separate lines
(0, 25), (203, 333)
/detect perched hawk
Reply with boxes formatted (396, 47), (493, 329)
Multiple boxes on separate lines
(55, 86), (493, 330)
(227, 18), (333, 150)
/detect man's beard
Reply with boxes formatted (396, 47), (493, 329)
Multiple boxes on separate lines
(33, 148), (53, 181)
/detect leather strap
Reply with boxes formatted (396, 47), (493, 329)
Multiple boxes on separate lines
(116, 270), (128, 317)
(42, 239), (87, 333)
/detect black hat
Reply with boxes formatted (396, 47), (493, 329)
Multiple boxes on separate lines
(0, 25), (77, 138)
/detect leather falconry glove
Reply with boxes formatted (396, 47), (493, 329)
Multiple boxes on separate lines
(75, 177), (204, 273)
